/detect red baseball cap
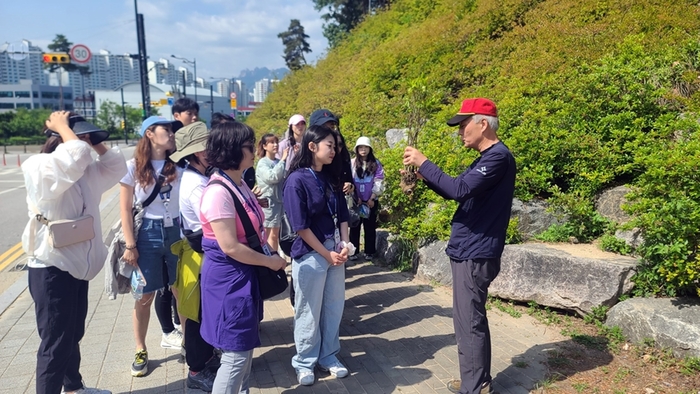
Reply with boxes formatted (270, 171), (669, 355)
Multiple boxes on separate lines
(447, 98), (498, 126)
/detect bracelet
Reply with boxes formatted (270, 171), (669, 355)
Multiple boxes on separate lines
(125, 244), (137, 250)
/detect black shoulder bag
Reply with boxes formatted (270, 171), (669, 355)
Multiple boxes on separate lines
(209, 180), (289, 300)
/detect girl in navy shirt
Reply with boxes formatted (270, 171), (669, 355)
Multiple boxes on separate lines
(283, 125), (353, 386)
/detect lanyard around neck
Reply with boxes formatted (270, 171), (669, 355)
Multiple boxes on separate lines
(308, 168), (337, 221)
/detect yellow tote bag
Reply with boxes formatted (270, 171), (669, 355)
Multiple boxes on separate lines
(171, 239), (203, 322)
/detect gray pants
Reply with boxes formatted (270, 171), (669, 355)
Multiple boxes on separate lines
(212, 349), (253, 394)
(451, 258), (501, 394)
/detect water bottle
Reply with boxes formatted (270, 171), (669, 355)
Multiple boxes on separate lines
(131, 268), (147, 300)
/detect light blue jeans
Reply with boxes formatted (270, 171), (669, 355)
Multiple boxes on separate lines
(291, 239), (346, 373)
(212, 349), (252, 394)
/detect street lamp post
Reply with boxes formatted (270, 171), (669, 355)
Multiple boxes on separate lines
(171, 55), (197, 104)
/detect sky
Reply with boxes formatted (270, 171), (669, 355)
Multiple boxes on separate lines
(0, 0), (328, 79)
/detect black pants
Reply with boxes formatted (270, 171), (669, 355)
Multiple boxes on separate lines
(450, 258), (500, 394)
(185, 316), (215, 372)
(155, 262), (180, 333)
(28, 266), (88, 394)
(155, 287), (180, 333)
(349, 201), (379, 255)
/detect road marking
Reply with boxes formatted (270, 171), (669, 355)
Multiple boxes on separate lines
(0, 243), (23, 272)
(0, 185), (25, 196)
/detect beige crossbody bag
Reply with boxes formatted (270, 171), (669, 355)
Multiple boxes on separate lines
(28, 184), (95, 253)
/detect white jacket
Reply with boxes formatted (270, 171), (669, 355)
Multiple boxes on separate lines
(21, 140), (127, 281)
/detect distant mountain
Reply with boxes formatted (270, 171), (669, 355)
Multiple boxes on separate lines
(237, 67), (289, 89)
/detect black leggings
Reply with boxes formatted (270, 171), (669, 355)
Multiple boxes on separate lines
(155, 262), (180, 333)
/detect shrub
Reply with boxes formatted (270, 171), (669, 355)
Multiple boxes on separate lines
(246, 0), (700, 297)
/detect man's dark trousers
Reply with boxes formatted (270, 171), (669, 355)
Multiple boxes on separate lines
(451, 258), (501, 394)
(28, 266), (88, 394)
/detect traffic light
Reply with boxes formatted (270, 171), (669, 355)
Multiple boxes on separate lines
(121, 120), (125, 129)
(42, 53), (71, 64)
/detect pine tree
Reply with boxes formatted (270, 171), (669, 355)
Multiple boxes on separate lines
(312, 0), (391, 48)
(278, 20), (312, 71)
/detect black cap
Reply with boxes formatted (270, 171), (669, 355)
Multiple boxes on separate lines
(309, 109), (338, 127)
(46, 115), (110, 145)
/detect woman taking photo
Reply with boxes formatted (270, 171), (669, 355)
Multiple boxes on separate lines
(283, 125), (353, 386)
(23, 111), (126, 394)
(119, 116), (184, 377)
(199, 121), (287, 393)
(349, 136), (385, 261)
(256, 133), (289, 252)
(278, 114), (306, 171)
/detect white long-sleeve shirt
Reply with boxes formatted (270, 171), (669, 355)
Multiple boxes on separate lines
(21, 140), (127, 281)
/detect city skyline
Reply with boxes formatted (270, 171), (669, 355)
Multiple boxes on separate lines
(0, 0), (328, 80)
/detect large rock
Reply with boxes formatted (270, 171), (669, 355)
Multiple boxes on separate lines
(415, 241), (452, 286)
(490, 243), (638, 316)
(385, 128), (408, 149)
(511, 198), (562, 240)
(596, 185), (633, 224)
(606, 298), (700, 358)
(375, 230), (408, 267)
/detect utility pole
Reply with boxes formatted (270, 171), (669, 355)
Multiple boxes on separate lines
(58, 68), (64, 110)
(182, 70), (186, 97)
(120, 87), (128, 145)
(210, 85), (214, 124)
(135, 0), (151, 120)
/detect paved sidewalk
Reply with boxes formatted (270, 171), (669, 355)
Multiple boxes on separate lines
(0, 189), (566, 394)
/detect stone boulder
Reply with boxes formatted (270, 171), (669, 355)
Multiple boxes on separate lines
(490, 243), (638, 316)
(385, 128), (408, 149)
(606, 298), (700, 358)
(375, 230), (408, 267)
(415, 241), (452, 286)
(511, 199), (562, 240)
(595, 185), (633, 225)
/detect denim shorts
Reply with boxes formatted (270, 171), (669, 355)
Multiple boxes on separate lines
(136, 218), (180, 293)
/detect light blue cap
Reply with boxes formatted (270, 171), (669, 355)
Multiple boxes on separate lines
(139, 116), (176, 136)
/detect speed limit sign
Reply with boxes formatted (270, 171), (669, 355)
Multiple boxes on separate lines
(70, 44), (92, 64)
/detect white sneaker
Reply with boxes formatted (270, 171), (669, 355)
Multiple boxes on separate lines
(318, 360), (349, 378)
(62, 388), (112, 394)
(297, 370), (315, 386)
(161, 329), (183, 349)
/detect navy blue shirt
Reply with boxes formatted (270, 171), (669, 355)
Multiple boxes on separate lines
(283, 168), (350, 259)
(419, 141), (516, 260)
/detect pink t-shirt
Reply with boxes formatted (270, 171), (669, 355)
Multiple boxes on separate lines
(200, 173), (265, 244)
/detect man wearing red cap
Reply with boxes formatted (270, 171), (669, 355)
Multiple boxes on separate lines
(403, 98), (516, 394)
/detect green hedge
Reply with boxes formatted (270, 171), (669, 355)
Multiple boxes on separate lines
(248, 0), (700, 296)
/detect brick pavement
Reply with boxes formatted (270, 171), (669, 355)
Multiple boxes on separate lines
(0, 185), (566, 394)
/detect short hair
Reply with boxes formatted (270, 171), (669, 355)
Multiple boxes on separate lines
(211, 112), (235, 126)
(206, 121), (255, 171)
(172, 97), (199, 115)
(473, 114), (499, 133)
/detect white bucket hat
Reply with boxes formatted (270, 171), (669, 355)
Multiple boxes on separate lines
(354, 136), (372, 150)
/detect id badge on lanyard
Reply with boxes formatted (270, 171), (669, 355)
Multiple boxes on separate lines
(333, 214), (341, 247)
(160, 184), (174, 228)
